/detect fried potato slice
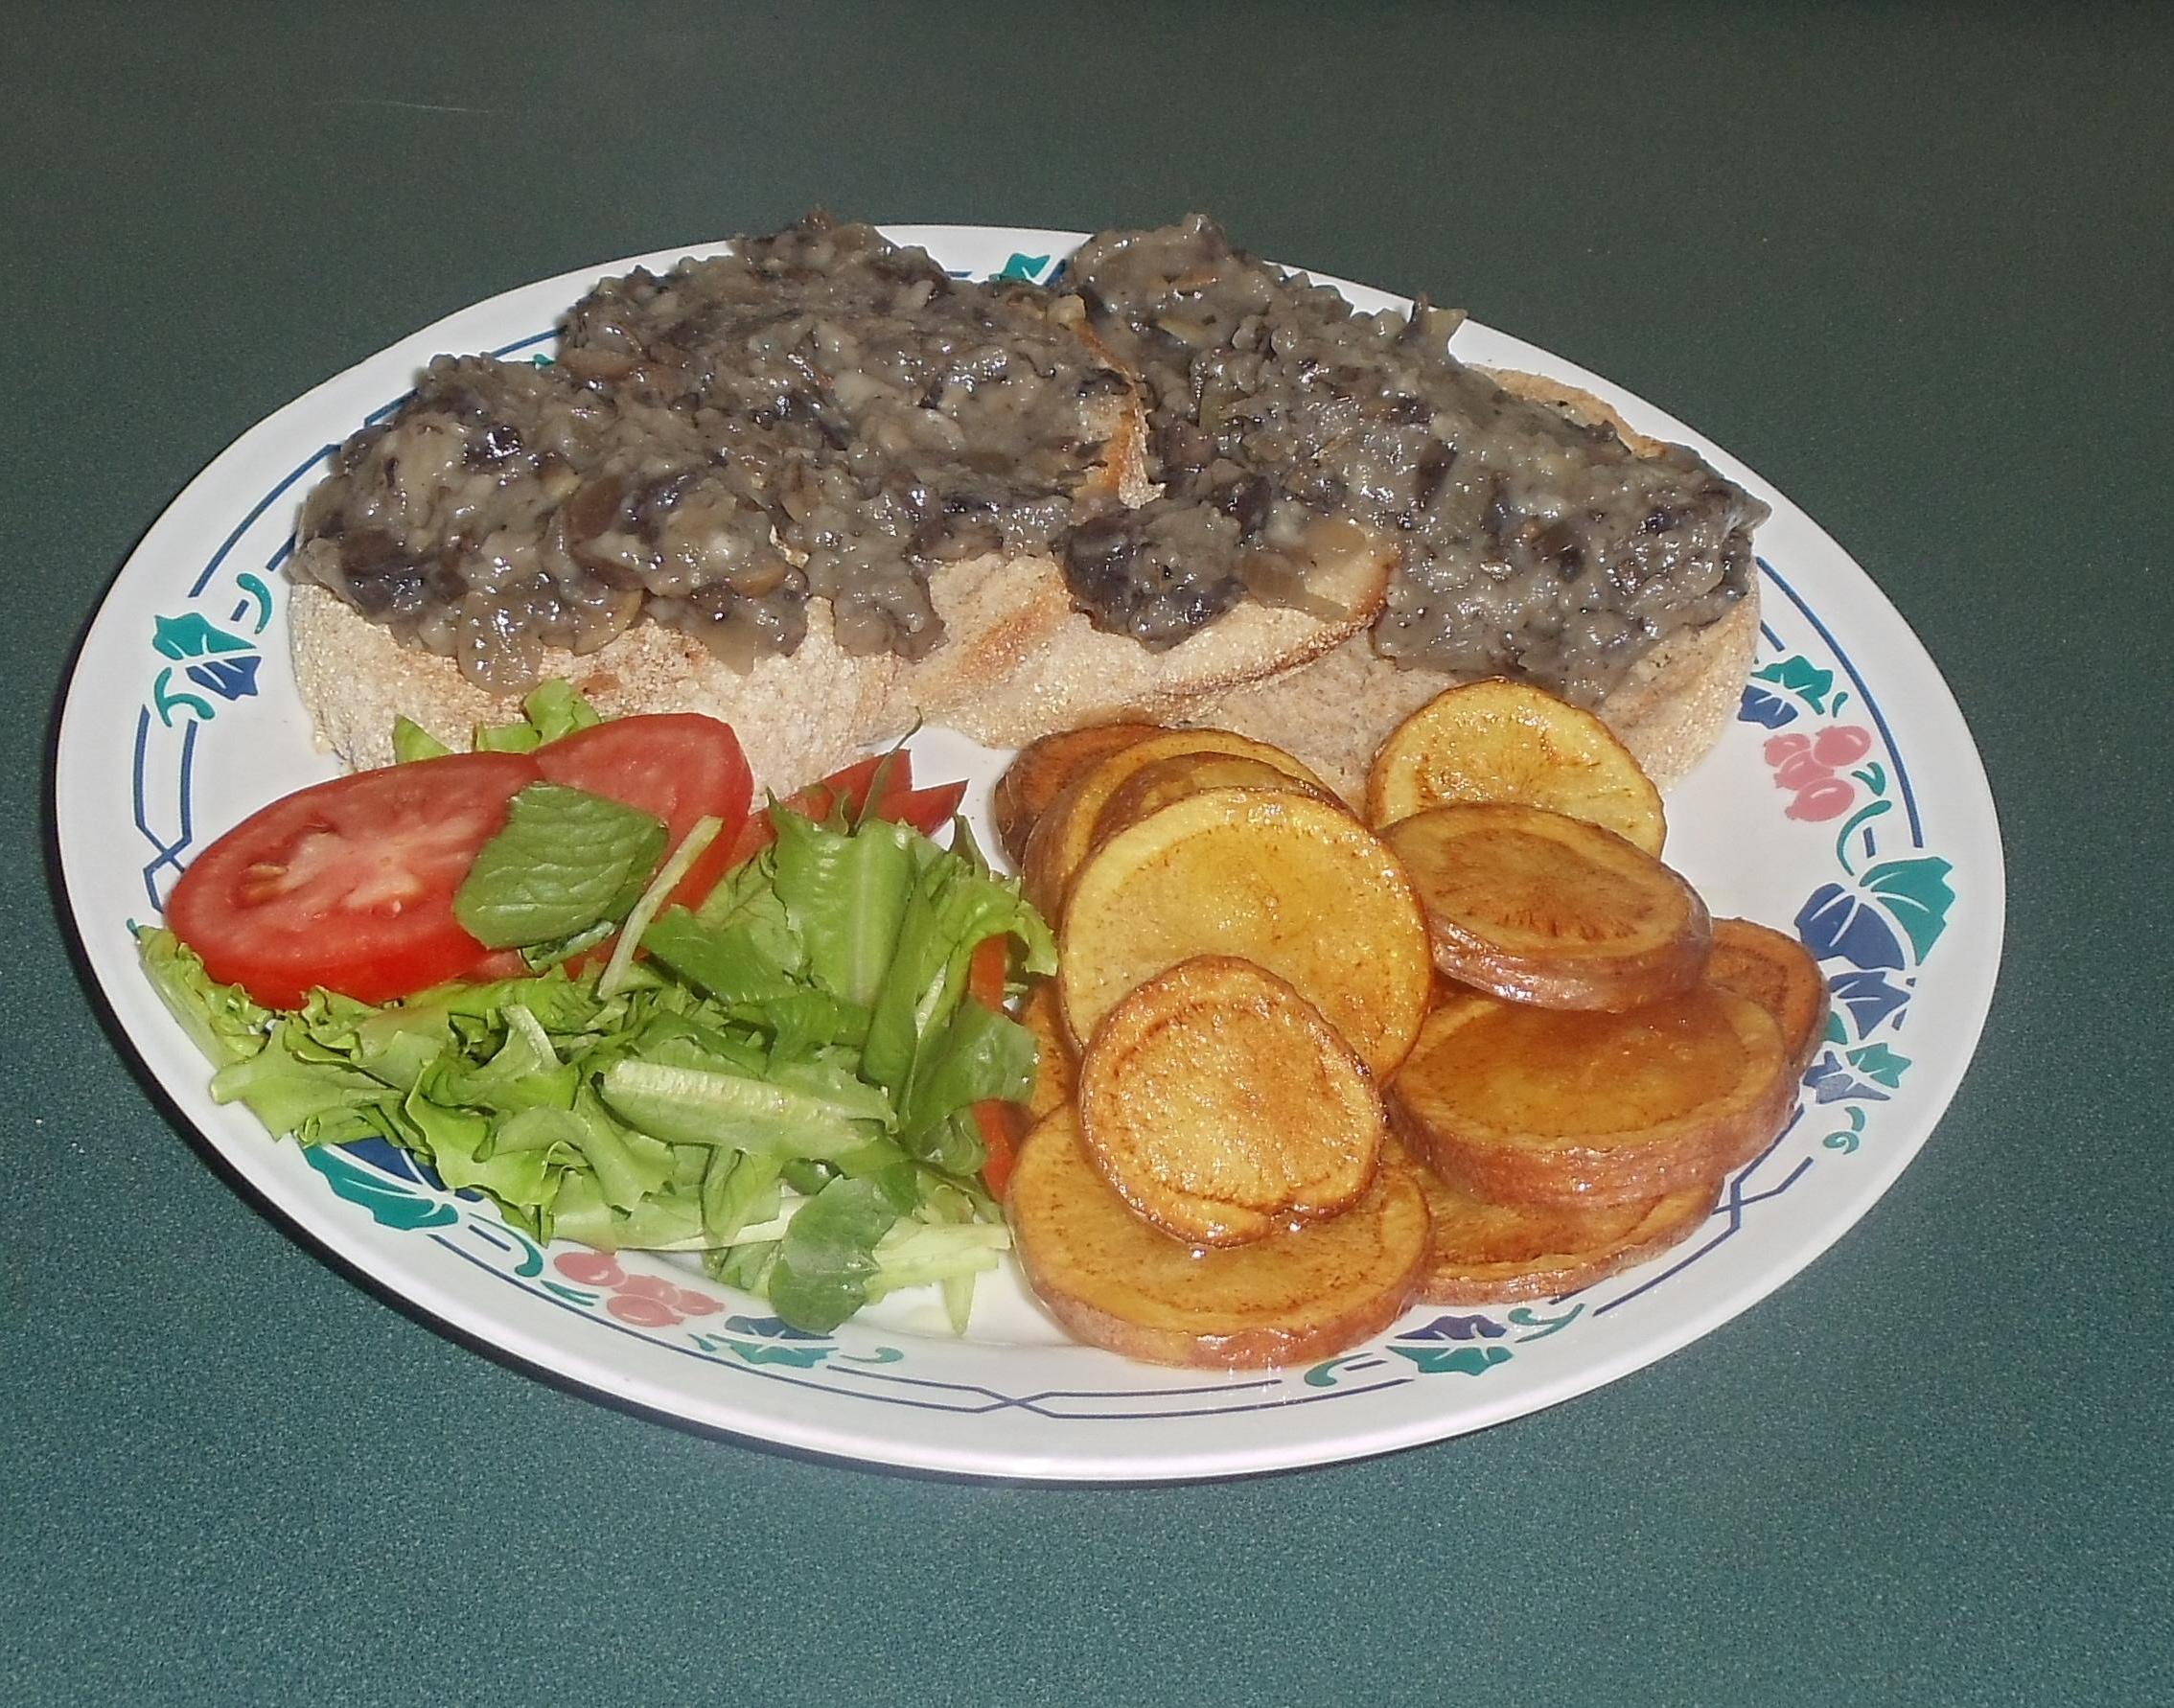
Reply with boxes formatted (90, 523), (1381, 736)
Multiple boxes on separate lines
(1382, 802), (1710, 1010)
(1093, 751), (1344, 845)
(1017, 978), (1076, 1123)
(1707, 917), (1830, 1079)
(1702, 917), (1831, 1170)
(1389, 1132), (1719, 1304)
(1077, 956), (1384, 1246)
(991, 721), (1167, 866)
(1367, 677), (1667, 854)
(1390, 987), (1787, 1207)
(1008, 1107), (1429, 1369)
(1019, 727), (1332, 919)
(1060, 788), (1433, 1076)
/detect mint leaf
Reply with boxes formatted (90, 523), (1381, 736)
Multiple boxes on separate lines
(451, 782), (666, 950)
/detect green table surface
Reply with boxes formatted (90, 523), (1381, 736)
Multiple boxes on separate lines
(7, 4), (2169, 1703)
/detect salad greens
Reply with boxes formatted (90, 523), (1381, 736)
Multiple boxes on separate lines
(143, 686), (1052, 1335)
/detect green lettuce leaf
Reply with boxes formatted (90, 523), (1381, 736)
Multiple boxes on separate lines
(209, 1022), (396, 1140)
(771, 810), (918, 1008)
(136, 928), (270, 1067)
(766, 1166), (918, 1332)
(521, 679), (604, 744)
(391, 716), (452, 763)
(642, 909), (804, 1007)
(701, 1148), (785, 1246)
(402, 1089), (553, 1204)
(452, 782), (666, 949)
(598, 1058), (890, 1157)
(861, 852), (1052, 1101)
(899, 998), (1036, 1154)
(426, 1004), (579, 1114)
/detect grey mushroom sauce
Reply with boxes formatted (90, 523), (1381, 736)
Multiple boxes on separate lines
(289, 214), (1764, 704)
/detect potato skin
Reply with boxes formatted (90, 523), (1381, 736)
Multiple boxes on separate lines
(1389, 1131), (1718, 1304)
(1706, 918), (1830, 1083)
(1008, 1108), (1429, 1370)
(991, 722), (1167, 866)
(1016, 979), (1076, 1123)
(1389, 988), (1787, 1208)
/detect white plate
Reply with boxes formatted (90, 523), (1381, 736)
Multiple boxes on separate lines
(55, 226), (2004, 1482)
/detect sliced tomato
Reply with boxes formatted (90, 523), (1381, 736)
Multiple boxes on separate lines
(462, 947), (535, 982)
(967, 935), (1009, 1011)
(166, 751), (539, 1009)
(533, 713), (752, 911)
(718, 750), (919, 871)
(885, 780), (967, 837)
(807, 751), (913, 819)
(972, 1096), (1027, 1199)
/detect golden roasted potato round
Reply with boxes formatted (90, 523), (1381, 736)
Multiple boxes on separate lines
(1367, 677), (1666, 854)
(1078, 956), (1384, 1247)
(1059, 788), (1433, 1077)
(1007, 1107), (1429, 1369)
(1018, 727), (1332, 920)
(1390, 1132), (1719, 1304)
(1092, 751), (1344, 846)
(1382, 802), (1710, 1010)
(1390, 987), (1787, 1207)
(1700, 918), (1830, 1171)
(991, 722), (1167, 866)
(1706, 917), (1830, 1080)
(1016, 978), (1076, 1124)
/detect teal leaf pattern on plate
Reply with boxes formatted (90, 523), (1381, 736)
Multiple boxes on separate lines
(1859, 857), (1954, 959)
(1752, 655), (1836, 712)
(1389, 1345), (1513, 1376)
(305, 1145), (459, 1231)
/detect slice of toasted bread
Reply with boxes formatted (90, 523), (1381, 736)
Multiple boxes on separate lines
(891, 528), (1395, 750)
(288, 579), (903, 791)
(289, 308), (1396, 789)
(1191, 372), (1761, 797)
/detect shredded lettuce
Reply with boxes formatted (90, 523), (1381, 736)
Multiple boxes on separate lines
(146, 794), (1045, 1335)
(400, 679), (606, 761)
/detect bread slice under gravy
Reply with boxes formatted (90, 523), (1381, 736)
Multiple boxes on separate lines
(290, 369), (1751, 796)
(1191, 372), (1759, 796)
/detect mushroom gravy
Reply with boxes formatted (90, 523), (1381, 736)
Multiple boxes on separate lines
(291, 215), (1762, 705)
